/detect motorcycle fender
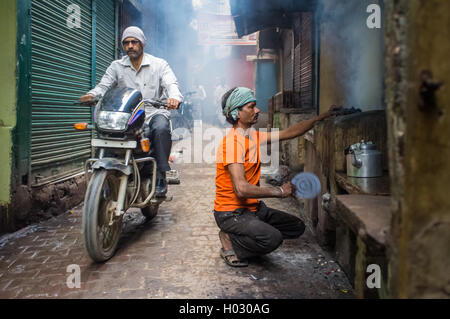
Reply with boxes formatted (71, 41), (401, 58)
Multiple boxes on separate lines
(91, 158), (133, 176)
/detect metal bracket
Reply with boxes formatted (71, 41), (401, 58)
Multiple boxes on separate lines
(419, 70), (444, 111)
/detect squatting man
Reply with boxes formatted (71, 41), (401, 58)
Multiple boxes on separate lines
(214, 87), (338, 267)
(80, 26), (183, 198)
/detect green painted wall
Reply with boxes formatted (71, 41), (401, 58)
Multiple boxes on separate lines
(0, 0), (17, 204)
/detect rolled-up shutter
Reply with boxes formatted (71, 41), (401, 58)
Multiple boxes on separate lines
(30, 0), (116, 185)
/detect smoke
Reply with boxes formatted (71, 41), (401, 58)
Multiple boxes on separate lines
(139, 0), (196, 90)
(138, 0), (255, 124)
(134, 0), (385, 119)
(317, 0), (385, 110)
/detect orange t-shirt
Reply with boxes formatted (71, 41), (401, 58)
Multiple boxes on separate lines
(214, 128), (268, 212)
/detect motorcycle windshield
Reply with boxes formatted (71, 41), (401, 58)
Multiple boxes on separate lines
(98, 87), (143, 113)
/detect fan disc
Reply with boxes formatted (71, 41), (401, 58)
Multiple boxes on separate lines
(291, 172), (321, 199)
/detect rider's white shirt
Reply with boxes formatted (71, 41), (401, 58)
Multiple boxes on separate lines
(88, 53), (183, 120)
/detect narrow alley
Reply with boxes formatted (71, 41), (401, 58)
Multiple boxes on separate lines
(0, 159), (353, 299)
(1, 0), (448, 302)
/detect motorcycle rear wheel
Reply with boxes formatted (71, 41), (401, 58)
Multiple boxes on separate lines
(83, 169), (123, 262)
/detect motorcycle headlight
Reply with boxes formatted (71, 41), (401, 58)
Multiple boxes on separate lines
(97, 111), (130, 131)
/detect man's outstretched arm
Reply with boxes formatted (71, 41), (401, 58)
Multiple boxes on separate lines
(267, 106), (340, 143)
(228, 163), (294, 199)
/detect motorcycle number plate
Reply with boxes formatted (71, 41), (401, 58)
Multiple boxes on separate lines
(92, 139), (137, 149)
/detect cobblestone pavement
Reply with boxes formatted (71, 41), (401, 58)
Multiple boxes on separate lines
(0, 161), (353, 299)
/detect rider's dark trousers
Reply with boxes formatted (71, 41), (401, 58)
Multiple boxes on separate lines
(146, 114), (171, 172)
(214, 201), (306, 260)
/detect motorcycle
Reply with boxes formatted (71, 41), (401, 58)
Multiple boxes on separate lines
(75, 87), (171, 262)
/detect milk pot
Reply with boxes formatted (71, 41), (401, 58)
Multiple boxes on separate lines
(346, 140), (382, 178)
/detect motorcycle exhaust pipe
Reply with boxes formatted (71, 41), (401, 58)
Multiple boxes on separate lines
(131, 157), (158, 208)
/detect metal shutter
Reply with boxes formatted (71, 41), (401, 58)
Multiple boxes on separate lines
(300, 12), (313, 109)
(293, 14), (301, 107)
(283, 30), (293, 92)
(95, 0), (116, 84)
(292, 12), (314, 110)
(30, 0), (115, 184)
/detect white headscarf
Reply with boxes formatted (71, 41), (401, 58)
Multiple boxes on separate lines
(121, 26), (147, 48)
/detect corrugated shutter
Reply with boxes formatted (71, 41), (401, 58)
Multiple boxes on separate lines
(293, 14), (301, 107)
(96, 0), (116, 83)
(283, 30), (293, 92)
(300, 12), (313, 109)
(293, 12), (313, 110)
(30, 0), (116, 184)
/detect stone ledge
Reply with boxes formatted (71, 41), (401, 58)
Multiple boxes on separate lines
(335, 172), (390, 196)
(336, 195), (391, 249)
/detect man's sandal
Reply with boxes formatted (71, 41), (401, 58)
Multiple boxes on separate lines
(220, 248), (248, 267)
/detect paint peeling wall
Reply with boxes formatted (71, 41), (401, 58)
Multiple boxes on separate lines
(0, 0), (17, 231)
(385, 0), (450, 298)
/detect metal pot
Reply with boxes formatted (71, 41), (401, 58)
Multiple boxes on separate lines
(346, 140), (382, 178)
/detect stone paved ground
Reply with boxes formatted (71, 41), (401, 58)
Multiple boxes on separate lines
(0, 138), (354, 299)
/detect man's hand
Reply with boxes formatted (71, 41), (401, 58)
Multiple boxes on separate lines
(325, 105), (343, 117)
(166, 98), (181, 110)
(79, 94), (95, 105)
(279, 182), (296, 198)
(315, 105), (343, 121)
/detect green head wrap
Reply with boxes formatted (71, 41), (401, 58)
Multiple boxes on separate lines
(223, 87), (257, 121)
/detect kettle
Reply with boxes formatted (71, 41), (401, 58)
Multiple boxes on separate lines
(346, 140), (382, 178)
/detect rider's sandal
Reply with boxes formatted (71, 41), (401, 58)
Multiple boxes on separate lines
(220, 248), (248, 267)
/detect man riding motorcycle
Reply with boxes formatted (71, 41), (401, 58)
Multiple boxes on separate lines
(80, 26), (183, 198)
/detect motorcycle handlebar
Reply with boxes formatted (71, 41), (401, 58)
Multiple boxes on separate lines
(73, 98), (181, 109)
(145, 99), (184, 110)
(74, 99), (99, 106)
(144, 99), (167, 108)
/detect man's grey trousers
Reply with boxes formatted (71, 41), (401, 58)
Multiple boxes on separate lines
(214, 201), (306, 260)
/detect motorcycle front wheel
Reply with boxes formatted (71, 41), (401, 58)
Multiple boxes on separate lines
(83, 169), (123, 262)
